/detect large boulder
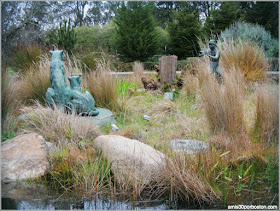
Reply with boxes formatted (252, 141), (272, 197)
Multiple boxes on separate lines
(1, 133), (50, 182)
(93, 135), (166, 184)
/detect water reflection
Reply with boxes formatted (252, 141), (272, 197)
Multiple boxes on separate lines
(2, 182), (179, 210)
(2, 197), (172, 210)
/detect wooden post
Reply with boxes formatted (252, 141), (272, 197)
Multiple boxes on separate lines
(159, 55), (178, 83)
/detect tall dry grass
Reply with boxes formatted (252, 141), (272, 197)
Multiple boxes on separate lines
(198, 59), (246, 137)
(21, 102), (101, 144)
(1, 67), (22, 132)
(84, 59), (118, 111)
(18, 55), (50, 105)
(132, 61), (145, 87)
(183, 72), (199, 96)
(218, 38), (269, 82)
(1, 68), (22, 118)
(252, 83), (279, 147)
(164, 153), (218, 205)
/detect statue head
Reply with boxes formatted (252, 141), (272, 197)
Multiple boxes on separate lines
(68, 76), (82, 92)
(209, 40), (217, 51)
(49, 50), (64, 61)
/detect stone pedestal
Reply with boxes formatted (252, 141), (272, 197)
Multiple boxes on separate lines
(159, 55), (178, 83)
(82, 108), (116, 129)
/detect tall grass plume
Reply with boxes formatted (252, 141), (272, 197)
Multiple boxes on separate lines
(252, 83), (279, 147)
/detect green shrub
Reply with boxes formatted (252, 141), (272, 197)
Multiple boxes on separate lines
(221, 22), (279, 58)
(111, 2), (161, 62)
(74, 24), (115, 53)
(10, 44), (44, 73)
(57, 19), (77, 53)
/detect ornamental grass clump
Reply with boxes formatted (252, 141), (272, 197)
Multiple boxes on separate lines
(84, 59), (118, 111)
(198, 60), (246, 138)
(252, 83), (279, 147)
(21, 102), (101, 144)
(218, 38), (269, 82)
(164, 153), (218, 205)
(19, 55), (50, 105)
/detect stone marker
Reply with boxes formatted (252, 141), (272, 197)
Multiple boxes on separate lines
(159, 55), (178, 84)
(93, 135), (166, 184)
(1, 133), (50, 182)
(170, 139), (209, 154)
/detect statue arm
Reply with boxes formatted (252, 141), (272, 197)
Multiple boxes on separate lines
(209, 50), (220, 60)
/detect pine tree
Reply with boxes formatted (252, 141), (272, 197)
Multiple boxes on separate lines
(57, 19), (77, 53)
(167, 9), (201, 59)
(111, 2), (160, 62)
(203, 2), (241, 38)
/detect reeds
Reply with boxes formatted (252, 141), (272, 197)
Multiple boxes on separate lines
(252, 83), (279, 147)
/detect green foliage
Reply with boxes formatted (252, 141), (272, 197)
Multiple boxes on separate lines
(111, 2), (161, 62)
(1, 130), (17, 142)
(74, 23), (115, 53)
(167, 10), (201, 59)
(203, 2), (241, 39)
(241, 2), (278, 38)
(57, 19), (77, 53)
(10, 44), (44, 73)
(116, 78), (137, 97)
(221, 22), (279, 58)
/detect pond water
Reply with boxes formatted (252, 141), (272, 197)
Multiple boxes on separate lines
(2, 182), (214, 210)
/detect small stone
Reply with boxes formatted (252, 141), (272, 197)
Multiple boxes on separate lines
(170, 139), (209, 154)
(164, 92), (173, 100)
(143, 115), (150, 121)
(111, 124), (119, 131)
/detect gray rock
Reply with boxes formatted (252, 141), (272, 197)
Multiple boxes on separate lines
(170, 139), (209, 154)
(1, 133), (50, 182)
(164, 92), (173, 100)
(18, 114), (28, 122)
(93, 135), (166, 184)
(81, 108), (116, 129)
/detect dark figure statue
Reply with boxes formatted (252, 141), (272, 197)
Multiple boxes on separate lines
(200, 40), (222, 77)
(46, 50), (99, 116)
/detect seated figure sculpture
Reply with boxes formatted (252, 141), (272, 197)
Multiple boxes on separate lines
(200, 39), (222, 78)
(46, 50), (99, 116)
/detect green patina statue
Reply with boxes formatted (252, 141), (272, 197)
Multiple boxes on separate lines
(200, 39), (222, 77)
(46, 50), (99, 116)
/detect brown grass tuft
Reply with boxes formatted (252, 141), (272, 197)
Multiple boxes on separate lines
(1, 67), (23, 121)
(84, 59), (118, 111)
(21, 102), (101, 144)
(218, 38), (269, 82)
(252, 83), (279, 147)
(164, 153), (218, 204)
(199, 63), (246, 137)
(18, 55), (50, 105)
(183, 73), (199, 96)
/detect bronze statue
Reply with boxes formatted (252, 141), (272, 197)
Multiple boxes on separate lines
(200, 40), (222, 77)
(46, 50), (99, 116)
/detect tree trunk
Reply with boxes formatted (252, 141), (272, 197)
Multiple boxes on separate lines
(159, 55), (178, 84)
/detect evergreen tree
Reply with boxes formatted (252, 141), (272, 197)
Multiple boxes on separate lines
(241, 1), (278, 38)
(203, 2), (241, 38)
(57, 19), (77, 53)
(111, 2), (160, 62)
(167, 9), (201, 59)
